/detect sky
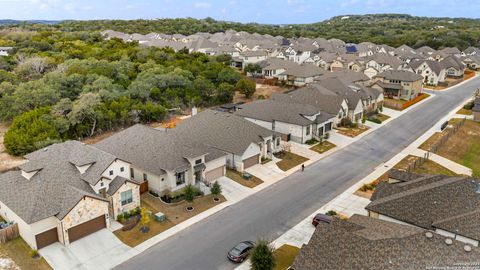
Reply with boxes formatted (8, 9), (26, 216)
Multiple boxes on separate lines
(0, 0), (479, 24)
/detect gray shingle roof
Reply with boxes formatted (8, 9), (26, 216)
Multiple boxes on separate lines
(409, 59), (444, 76)
(95, 124), (225, 176)
(0, 141), (112, 224)
(319, 70), (370, 84)
(173, 109), (272, 156)
(235, 99), (320, 126)
(107, 176), (140, 196)
(376, 70), (423, 82)
(367, 173), (480, 241)
(292, 214), (480, 270)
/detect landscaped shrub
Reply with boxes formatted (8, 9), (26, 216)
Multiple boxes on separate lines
(362, 114), (367, 124)
(340, 118), (357, 128)
(323, 133), (330, 140)
(149, 190), (159, 197)
(305, 138), (318, 145)
(326, 210), (337, 216)
(464, 101), (474, 110)
(359, 183), (377, 192)
(368, 117), (382, 124)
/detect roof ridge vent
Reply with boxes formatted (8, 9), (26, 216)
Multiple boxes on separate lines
(445, 238), (453, 245)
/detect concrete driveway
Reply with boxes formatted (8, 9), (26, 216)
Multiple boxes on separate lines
(40, 229), (138, 270)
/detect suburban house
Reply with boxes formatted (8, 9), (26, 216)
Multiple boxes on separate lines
(461, 54), (480, 70)
(258, 58), (298, 79)
(372, 70), (423, 100)
(440, 56), (466, 78)
(277, 63), (324, 86)
(409, 59), (446, 86)
(319, 69), (371, 86)
(367, 172), (480, 247)
(235, 99), (335, 144)
(0, 141), (140, 250)
(232, 51), (268, 69)
(291, 214), (480, 270)
(95, 124), (227, 195)
(173, 109), (280, 172)
(270, 84), (350, 126)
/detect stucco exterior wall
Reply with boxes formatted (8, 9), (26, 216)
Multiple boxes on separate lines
(60, 197), (109, 245)
(0, 201), (58, 249)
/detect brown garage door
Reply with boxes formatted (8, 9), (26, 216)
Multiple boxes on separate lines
(205, 166), (225, 182)
(243, 154), (260, 169)
(35, 227), (58, 249)
(68, 215), (106, 243)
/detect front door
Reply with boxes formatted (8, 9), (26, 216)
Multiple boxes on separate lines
(195, 171), (202, 185)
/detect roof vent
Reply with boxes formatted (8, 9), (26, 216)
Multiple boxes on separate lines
(445, 238), (453, 245)
(425, 232), (433, 239)
(464, 245), (472, 252)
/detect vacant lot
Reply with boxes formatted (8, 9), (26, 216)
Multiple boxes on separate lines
(275, 152), (309, 171)
(375, 155), (458, 183)
(233, 83), (290, 103)
(115, 193), (225, 247)
(226, 169), (263, 188)
(0, 123), (26, 172)
(0, 238), (51, 270)
(427, 120), (480, 177)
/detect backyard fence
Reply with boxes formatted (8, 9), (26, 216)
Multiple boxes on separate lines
(406, 118), (466, 172)
(0, 223), (19, 243)
(428, 118), (466, 154)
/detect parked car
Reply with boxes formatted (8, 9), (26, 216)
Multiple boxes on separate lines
(312, 213), (333, 227)
(227, 241), (256, 263)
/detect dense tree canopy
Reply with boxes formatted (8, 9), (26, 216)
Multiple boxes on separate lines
(2, 14), (479, 49)
(0, 30), (244, 155)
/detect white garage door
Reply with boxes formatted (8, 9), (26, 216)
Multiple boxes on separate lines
(205, 166), (225, 183)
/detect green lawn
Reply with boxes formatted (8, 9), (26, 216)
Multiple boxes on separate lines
(376, 113), (390, 122)
(226, 169), (263, 188)
(423, 120), (480, 177)
(273, 244), (300, 270)
(0, 237), (52, 270)
(309, 141), (336, 154)
(275, 152), (309, 171)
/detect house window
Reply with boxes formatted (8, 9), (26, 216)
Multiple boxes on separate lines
(109, 170), (113, 176)
(176, 172), (186, 185)
(121, 190), (133, 206)
(130, 168), (134, 178)
(120, 167), (124, 172)
(306, 126), (311, 135)
(195, 159), (202, 165)
(100, 182), (104, 187)
(143, 173), (148, 181)
(276, 138), (280, 146)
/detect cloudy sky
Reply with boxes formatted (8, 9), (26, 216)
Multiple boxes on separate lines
(1, 0), (479, 23)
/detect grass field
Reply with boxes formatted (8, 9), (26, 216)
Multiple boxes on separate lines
(0, 237), (52, 270)
(273, 244), (300, 270)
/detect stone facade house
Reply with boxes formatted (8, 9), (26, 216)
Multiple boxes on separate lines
(0, 141), (141, 250)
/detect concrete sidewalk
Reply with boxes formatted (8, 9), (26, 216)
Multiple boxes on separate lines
(409, 148), (472, 176)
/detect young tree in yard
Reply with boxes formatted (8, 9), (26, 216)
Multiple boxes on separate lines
(184, 184), (196, 204)
(250, 239), (276, 270)
(140, 208), (151, 233)
(210, 181), (222, 200)
(236, 78), (256, 98)
(216, 82), (234, 103)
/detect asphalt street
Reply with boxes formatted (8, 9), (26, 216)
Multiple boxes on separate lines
(116, 77), (480, 270)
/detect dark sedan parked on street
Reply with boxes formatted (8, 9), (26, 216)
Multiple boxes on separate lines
(227, 241), (255, 263)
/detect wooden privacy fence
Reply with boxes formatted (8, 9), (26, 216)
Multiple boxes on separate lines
(0, 223), (19, 243)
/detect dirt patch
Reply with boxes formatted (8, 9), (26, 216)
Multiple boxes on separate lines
(335, 125), (369, 137)
(233, 83), (290, 103)
(0, 123), (26, 172)
(226, 169), (263, 188)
